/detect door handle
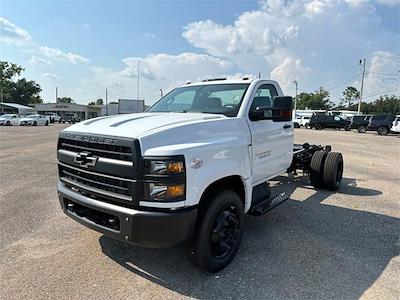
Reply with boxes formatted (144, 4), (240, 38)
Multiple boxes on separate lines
(283, 124), (292, 129)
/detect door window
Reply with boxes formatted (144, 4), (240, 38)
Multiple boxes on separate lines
(249, 84), (278, 119)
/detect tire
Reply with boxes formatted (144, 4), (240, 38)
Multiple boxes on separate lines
(315, 123), (322, 130)
(59, 119), (62, 124)
(186, 190), (244, 273)
(45, 121), (49, 126)
(323, 152), (343, 191)
(344, 125), (351, 131)
(294, 122), (300, 128)
(310, 151), (327, 188)
(6, 121), (10, 126)
(357, 125), (366, 133)
(305, 123), (310, 129)
(377, 126), (388, 135)
(33, 121), (37, 126)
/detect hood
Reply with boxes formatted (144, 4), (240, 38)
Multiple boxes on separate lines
(63, 112), (226, 138)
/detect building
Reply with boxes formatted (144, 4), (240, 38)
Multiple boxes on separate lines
(33, 103), (101, 120)
(97, 99), (146, 116)
(0, 102), (37, 115)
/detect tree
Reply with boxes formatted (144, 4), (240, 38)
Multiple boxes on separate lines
(340, 86), (360, 108)
(296, 87), (330, 110)
(96, 98), (104, 105)
(9, 78), (42, 105)
(88, 101), (96, 106)
(57, 97), (74, 103)
(109, 101), (118, 104)
(0, 61), (42, 105)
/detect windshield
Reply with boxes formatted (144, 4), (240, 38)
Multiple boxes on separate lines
(0, 114), (12, 119)
(26, 115), (38, 119)
(148, 83), (249, 117)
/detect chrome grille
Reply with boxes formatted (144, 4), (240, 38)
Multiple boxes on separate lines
(57, 132), (137, 205)
(58, 137), (132, 161)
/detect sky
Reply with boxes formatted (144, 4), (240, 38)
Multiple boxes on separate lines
(1, 0), (399, 105)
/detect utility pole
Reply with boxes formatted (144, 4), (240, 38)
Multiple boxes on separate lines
(137, 60), (140, 113)
(105, 88), (108, 116)
(293, 80), (298, 115)
(358, 59), (366, 115)
(258, 72), (261, 78)
(160, 88), (163, 98)
(55, 87), (58, 103)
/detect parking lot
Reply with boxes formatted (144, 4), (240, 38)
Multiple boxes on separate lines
(0, 124), (399, 299)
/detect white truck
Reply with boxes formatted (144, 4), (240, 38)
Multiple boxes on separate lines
(57, 78), (344, 272)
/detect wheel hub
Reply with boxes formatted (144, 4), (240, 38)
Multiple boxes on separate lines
(210, 206), (240, 259)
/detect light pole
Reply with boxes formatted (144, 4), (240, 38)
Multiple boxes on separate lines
(358, 59), (366, 115)
(293, 80), (298, 116)
(160, 89), (163, 98)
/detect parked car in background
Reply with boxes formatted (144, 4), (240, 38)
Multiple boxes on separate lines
(44, 112), (62, 123)
(368, 115), (396, 135)
(293, 115), (302, 128)
(309, 114), (351, 131)
(0, 114), (21, 126)
(63, 113), (81, 124)
(350, 115), (372, 133)
(391, 116), (400, 133)
(301, 115), (311, 128)
(19, 114), (49, 126)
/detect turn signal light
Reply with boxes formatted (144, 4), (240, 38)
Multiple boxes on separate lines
(166, 184), (185, 198)
(167, 161), (184, 174)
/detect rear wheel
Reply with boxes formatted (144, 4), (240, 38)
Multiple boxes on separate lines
(33, 121), (37, 126)
(344, 125), (351, 131)
(45, 121), (49, 126)
(310, 151), (327, 188)
(323, 152), (343, 190)
(377, 126), (388, 135)
(186, 190), (244, 273)
(315, 123), (322, 130)
(357, 125), (366, 133)
(6, 121), (10, 126)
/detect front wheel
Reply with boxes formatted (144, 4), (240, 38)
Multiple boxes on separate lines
(377, 126), (388, 135)
(315, 123), (322, 130)
(357, 125), (366, 133)
(186, 190), (244, 273)
(45, 121), (49, 126)
(6, 121), (10, 126)
(33, 121), (37, 126)
(344, 125), (351, 131)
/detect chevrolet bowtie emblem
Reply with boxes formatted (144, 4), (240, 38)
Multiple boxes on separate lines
(74, 152), (98, 168)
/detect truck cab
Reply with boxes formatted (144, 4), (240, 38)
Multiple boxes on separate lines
(57, 78), (343, 272)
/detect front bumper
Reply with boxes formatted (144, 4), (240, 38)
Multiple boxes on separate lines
(57, 181), (198, 248)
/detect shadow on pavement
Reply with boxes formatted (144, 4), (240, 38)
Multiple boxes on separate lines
(100, 176), (399, 299)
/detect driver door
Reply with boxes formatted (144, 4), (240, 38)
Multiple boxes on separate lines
(246, 84), (293, 185)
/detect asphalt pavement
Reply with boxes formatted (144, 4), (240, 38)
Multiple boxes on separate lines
(0, 124), (399, 299)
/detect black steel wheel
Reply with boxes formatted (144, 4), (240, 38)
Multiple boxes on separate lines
(377, 126), (388, 135)
(310, 151), (327, 188)
(186, 190), (244, 273)
(357, 125), (366, 133)
(323, 152), (343, 190)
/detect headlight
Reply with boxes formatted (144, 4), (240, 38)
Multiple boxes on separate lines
(145, 183), (185, 200)
(143, 156), (185, 200)
(144, 158), (185, 175)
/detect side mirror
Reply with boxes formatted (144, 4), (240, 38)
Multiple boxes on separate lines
(249, 96), (293, 122)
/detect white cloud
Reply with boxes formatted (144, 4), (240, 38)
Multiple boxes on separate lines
(271, 57), (310, 94)
(143, 32), (156, 39)
(182, 0), (398, 101)
(0, 17), (32, 46)
(29, 56), (52, 65)
(42, 72), (59, 80)
(38, 46), (89, 64)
